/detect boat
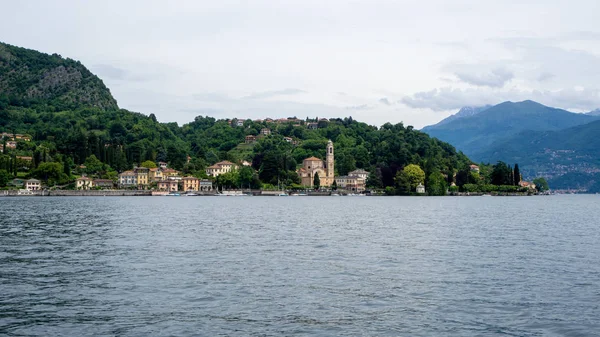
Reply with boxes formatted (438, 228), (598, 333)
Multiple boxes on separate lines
(331, 193), (340, 196)
(185, 193), (198, 196)
(166, 192), (180, 196)
(278, 192), (289, 196)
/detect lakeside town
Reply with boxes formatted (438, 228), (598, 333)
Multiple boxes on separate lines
(2, 124), (542, 197)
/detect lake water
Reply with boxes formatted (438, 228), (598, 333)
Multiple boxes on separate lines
(1, 195), (599, 336)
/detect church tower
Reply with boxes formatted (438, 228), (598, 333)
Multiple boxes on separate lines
(326, 140), (334, 183)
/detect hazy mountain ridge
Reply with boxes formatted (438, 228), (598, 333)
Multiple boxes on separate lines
(423, 105), (492, 128)
(421, 100), (600, 158)
(0, 41), (118, 111)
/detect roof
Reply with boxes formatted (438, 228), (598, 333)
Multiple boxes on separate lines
(26, 179), (40, 182)
(149, 168), (159, 171)
(207, 165), (221, 169)
(77, 176), (92, 181)
(182, 176), (199, 180)
(120, 171), (135, 175)
(215, 160), (235, 165)
(303, 156), (322, 162)
(349, 169), (369, 174)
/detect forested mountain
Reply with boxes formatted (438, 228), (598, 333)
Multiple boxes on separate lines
(0, 42), (117, 111)
(421, 100), (599, 158)
(0, 41), (475, 193)
(474, 120), (600, 188)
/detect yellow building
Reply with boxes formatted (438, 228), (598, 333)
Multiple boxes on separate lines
(149, 168), (163, 182)
(182, 177), (199, 191)
(134, 167), (149, 188)
(297, 140), (335, 187)
(206, 161), (238, 177)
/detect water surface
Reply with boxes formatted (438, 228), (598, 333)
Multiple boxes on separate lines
(1, 195), (599, 336)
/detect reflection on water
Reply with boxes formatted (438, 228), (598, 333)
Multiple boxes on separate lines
(1, 195), (599, 336)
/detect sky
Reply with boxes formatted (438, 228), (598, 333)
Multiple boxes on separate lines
(2, 0), (600, 128)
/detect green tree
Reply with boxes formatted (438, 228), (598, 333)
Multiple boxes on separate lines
(83, 154), (104, 175)
(32, 162), (67, 185)
(313, 172), (320, 190)
(533, 177), (549, 192)
(140, 160), (157, 169)
(0, 169), (10, 187)
(513, 163), (521, 185)
(332, 179), (337, 190)
(427, 171), (448, 196)
(403, 164), (425, 191)
(395, 170), (411, 195)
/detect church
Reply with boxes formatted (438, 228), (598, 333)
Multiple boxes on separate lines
(297, 140), (335, 187)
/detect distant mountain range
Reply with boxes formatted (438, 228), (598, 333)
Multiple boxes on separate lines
(421, 100), (600, 190)
(587, 109), (600, 116)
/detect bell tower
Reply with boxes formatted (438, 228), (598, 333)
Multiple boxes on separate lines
(326, 140), (334, 182)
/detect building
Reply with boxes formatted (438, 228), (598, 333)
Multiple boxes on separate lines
(307, 122), (318, 130)
(0, 141), (17, 152)
(118, 171), (137, 188)
(469, 164), (480, 172)
(206, 160), (238, 177)
(200, 179), (213, 191)
(519, 181), (537, 190)
(148, 168), (164, 182)
(158, 180), (179, 192)
(182, 176), (200, 191)
(245, 135), (257, 144)
(76, 176), (93, 190)
(298, 140), (335, 187)
(348, 169), (369, 180)
(93, 179), (114, 189)
(158, 162), (168, 169)
(236, 119), (245, 127)
(283, 137), (293, 143)
(25, 179), (41, 191)
(335, 175), (366, 192)
(242, 160), (252, 167)
(416, 183), (426, 194)
(162, 168), (180, 178)
(260, 128), (271, 136)
(134, 167), (149, 188)
(1, 133), (31, 141)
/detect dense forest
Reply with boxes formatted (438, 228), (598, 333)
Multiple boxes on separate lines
(0, 41), (542, 194)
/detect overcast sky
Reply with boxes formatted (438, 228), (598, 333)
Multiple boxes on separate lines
(2, 0), (600, 128)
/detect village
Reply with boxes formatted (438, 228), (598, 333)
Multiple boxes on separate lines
(2, 118), (538, 197)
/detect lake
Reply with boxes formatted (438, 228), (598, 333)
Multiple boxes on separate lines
(1, 195), (599, 336)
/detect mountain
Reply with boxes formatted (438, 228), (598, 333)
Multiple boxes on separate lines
(0, 42), (117, 110)
(421, 100), (600, 159)
(587, 109), (600, 116)
(426, 105), (491, 127)
(473, 120), (600, 184)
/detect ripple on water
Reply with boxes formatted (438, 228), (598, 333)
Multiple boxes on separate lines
(1, 195), (600, 336)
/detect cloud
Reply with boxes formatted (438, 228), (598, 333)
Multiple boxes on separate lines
(91, 64), (127, 80)
(345, 104), (371, 110)
(401, 87), (600, 112)
(242, 88), (307, 100)
(379, 98), (391, 105)
(452, 66), (514, 88)
(537, 72), (555, 82)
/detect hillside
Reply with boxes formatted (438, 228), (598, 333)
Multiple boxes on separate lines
(0, 42), (474, 193)
(473, 120), (600, 183)
(0, 42), (117, 111)
(421, 100), (599, 159)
